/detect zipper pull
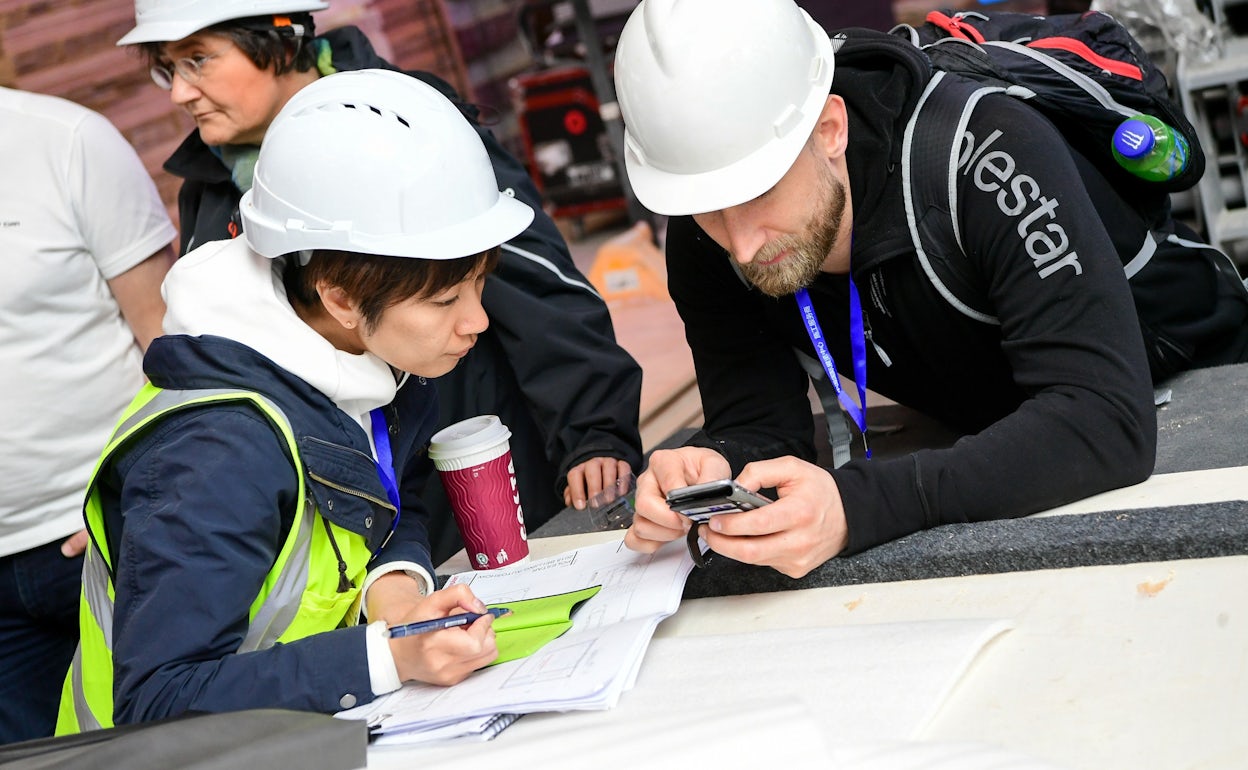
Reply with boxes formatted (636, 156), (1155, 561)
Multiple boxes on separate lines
(866, 330), (893, 367)
(861, 310), (893, 367)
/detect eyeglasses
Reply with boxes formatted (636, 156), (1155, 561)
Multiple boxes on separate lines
(150, 48), (228, 90)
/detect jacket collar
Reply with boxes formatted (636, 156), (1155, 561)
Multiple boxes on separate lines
(144, 334), (400, 541)
(145, 334), (365, 449)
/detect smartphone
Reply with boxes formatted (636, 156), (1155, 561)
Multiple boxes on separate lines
(665, 479), (773, 522)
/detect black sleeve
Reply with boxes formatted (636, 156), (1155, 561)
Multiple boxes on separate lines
(666, 216), (818, 471)
(409, 68), (644, 481)
(831, 95), (1157, 554)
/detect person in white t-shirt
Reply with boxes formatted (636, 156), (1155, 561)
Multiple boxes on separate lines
(0, 83), (176, 743)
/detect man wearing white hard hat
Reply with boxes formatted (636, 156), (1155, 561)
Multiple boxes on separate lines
(117, 0), (643, 560)
(614, 0), (1248, 578)
(56, 70), (532, 733)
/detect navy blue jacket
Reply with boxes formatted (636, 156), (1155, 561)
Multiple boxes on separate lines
(97, 333), (439, 723)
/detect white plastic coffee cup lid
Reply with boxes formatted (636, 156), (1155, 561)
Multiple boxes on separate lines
(428, 415), (512, 460)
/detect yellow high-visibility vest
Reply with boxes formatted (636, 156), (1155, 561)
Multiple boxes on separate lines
(56, 384), (373, 734)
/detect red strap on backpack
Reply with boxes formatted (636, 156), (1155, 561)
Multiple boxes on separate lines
(926, 11), (1143, 81)
(925, 11), (985, 43)
(1027, 37), (1143, 80)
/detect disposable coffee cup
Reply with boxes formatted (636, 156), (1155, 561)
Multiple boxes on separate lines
(428, 415), (529, 570)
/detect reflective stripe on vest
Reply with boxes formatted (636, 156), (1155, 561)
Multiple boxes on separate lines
(58, 384), (369, 734)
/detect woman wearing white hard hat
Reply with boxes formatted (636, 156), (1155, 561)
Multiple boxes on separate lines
(118, 0), (644, 553)
(55, 69), (534, 733)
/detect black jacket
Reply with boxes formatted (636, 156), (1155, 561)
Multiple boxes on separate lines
(669, 32), (1157, 554)
(162, 27), (643, 531)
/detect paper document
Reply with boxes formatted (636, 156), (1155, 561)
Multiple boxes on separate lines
(368, 713), (520, 747)
(338, 537), (694, 736)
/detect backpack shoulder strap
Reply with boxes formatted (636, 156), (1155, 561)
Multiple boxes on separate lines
(902, 70), (1009, 325)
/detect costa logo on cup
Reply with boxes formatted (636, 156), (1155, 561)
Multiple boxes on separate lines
(429, 416), (530, 570)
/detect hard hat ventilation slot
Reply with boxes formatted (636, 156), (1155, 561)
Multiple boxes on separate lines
(322, 101), (413, 131)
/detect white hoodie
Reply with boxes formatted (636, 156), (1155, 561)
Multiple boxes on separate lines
(162, 237), (399, 433)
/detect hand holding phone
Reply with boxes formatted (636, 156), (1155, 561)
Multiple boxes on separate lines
(664, 479), (773, 523)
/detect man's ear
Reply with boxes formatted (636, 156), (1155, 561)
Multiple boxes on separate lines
(811, 95), (848, 159)
(317, 282), (362, 330)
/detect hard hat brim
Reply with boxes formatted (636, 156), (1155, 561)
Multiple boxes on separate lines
(118, 20), (218, 45)
(240, 188), (536, 261)
(116, 1), (329, 45)
(624, 112), (825, 217)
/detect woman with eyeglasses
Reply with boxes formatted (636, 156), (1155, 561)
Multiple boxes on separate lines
(55, 69), (535, 734)
(118, 0), (645, 556)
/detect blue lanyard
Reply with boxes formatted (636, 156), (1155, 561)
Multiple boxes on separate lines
(369, 408), (402, 545)
(796, 280), (871, 459)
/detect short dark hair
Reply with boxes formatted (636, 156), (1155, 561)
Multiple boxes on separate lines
(137, 14), (318, 76)
(283, 248), (501, 333)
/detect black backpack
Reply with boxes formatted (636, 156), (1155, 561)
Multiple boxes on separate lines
(895, 9), (1205, 192)
(868, 10), (1248, 379)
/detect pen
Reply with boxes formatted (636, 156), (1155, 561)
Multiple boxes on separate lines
(382, 607), (511, 639)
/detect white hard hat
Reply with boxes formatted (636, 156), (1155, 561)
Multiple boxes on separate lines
(117, 0), (329, 45)
(240, 69), (534, 260)
(614, 0), (835, 216)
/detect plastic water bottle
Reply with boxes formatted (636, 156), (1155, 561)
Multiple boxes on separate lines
(1111, 114), (1190, 182)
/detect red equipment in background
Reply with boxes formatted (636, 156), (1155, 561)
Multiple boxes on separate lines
(510, 65), (625, 220)
(508, 0), (638, 223)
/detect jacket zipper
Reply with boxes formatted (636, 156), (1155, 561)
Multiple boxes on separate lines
(309, 473), (401, 592)
(308, 472), (397, 513)
(861, 307), (893, 367)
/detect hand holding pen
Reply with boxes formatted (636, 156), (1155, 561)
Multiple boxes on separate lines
(384, 607), (511, 638)
(385, 584), (505, 686)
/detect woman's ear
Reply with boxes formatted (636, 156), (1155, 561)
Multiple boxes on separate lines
(317, 282), (362, 331)
(812, 94), (849, 159)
